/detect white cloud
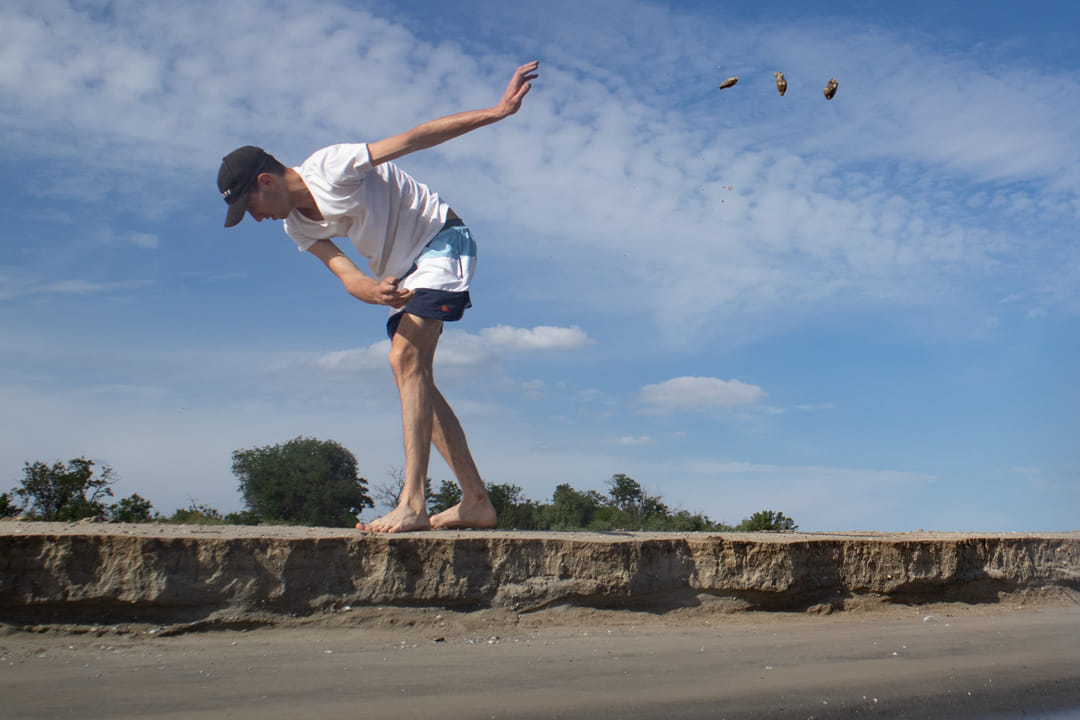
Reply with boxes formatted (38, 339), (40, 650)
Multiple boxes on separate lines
(313, 324), (590, 376)
(638, 376), (766, 414)
(478, 325), (592, 352)
(316, 342), (391, 373)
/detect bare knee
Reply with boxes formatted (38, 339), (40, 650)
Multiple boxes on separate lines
(388, 314), (441, 384)
(388, 343), (432, 385)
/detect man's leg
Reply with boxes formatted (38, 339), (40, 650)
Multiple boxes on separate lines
(429, 386), (496, 529)
(358, 313), (441, 533)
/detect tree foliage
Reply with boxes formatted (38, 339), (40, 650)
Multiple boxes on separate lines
(162, 502), (256, 525)
(6, 449), (795, 534)
(735, 510), (798, 531)
(466, 473), (750, 532)
(544, 484), (602, 530)
(0, 491), (19, 518)
(109, 493), (156, 523)
(232, 436), (373, 527)
(428, 479), (463, 514)
(488, 483), (542, 529)
(445, 473), (797, 533)
(14, 458), (116, 521)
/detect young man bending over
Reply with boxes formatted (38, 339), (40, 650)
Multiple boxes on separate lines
(217, 61), (539, 532)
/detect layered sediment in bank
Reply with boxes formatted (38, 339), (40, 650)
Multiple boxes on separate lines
(1, 522), (1077, 626)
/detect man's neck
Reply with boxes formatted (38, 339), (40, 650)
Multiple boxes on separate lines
(285, 168), (324, 221)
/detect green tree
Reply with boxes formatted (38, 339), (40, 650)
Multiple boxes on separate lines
(0, 491), (19, 518)
(736, 510), (797, 531)
(428, 479), (463, 514)
(488, 483), (541, 529)
(109, 493), (156, 523)
(544, 484), (602, 529)
(232, 436), (373, 527)
(15, 458), (116, 521)
(605, 473), (667, 527)
(607, 473), (643, 514)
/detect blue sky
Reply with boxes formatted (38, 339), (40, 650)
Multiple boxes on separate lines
(1, 0), (1077, 531)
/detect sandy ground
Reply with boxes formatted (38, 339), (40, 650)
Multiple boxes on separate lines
(2, 601), (1078, 720)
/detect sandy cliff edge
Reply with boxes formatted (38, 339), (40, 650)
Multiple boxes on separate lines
(2, 522), (1078, 627)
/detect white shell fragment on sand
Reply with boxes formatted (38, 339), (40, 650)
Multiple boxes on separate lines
(823, 77), (838, 100)
(719, 76), (738, 89)
(774, 71), (787, 96)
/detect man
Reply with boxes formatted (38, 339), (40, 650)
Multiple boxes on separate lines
(217, 61), (539, 532)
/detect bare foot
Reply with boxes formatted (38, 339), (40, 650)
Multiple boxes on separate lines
(356, 505), (431, 533)
(429, 496), (497, 530)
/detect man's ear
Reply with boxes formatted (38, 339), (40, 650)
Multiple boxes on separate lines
(255, 172), (276, 190)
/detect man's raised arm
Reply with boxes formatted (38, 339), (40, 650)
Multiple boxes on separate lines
(367, 61), (539, 166)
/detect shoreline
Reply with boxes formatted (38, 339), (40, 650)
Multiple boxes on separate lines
(2, 602), (1077, 719)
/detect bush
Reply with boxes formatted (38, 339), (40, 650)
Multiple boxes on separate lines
(232, 436), (373, 527)
(736, 510), (798, 532)
(168, 503), (228, 525)
(109, 493), (156, 523)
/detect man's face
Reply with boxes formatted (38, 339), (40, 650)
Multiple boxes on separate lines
(246, 174), (290, 222)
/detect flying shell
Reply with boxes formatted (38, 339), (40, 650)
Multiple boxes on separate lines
(719, 76), (738, 89)
(774, 71), (787, 96)
(823, 77), (838, 100)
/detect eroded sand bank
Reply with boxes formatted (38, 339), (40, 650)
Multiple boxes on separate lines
(2, 523), (1077, 628)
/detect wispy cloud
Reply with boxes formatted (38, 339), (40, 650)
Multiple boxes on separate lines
(687, 460), (936, 487)
(2, 0), (1077, 339)
(793, 402), (836, 412)
(0, 271), (152, 300)
(612, 436), (652, 446)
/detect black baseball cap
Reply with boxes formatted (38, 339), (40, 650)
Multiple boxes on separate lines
(218, 146), (272, 227)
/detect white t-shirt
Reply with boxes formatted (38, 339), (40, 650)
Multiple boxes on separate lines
(283, 143), (449, 280)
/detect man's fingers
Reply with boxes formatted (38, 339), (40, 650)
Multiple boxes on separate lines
(388, 288), (415, 308)
(513, 61), (539, 87)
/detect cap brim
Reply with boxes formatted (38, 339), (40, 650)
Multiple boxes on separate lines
(224, 194), (249, 228)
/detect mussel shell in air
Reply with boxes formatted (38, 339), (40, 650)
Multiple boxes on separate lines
(823, 78), (838, 100)
(774, 71), (787, 96)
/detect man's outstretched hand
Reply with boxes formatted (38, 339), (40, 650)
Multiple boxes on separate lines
(373, 276), (414, 308)
(495, 61), (540, 118)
